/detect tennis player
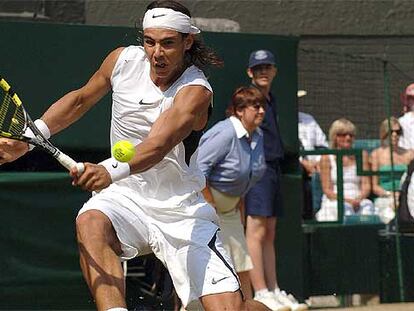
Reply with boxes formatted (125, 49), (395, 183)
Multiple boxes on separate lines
(0, 1), (270, 310)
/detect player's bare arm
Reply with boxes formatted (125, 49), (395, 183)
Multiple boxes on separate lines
(42, 47), (124, 135)
(130, 85), (211, 174)
(73, 85), (211, 191)
(0, 48), (124, 167)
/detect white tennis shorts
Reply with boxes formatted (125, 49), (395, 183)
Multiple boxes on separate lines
(78, 184), (240, 307)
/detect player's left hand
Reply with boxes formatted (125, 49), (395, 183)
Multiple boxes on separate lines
(70, 162), (112, 191)
(0, 138), (29, 165)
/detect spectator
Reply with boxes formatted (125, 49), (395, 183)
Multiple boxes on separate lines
(370, 117), (414, 223)
(399, 83), (414, 150)
(317, 118), (374, 221)
(297, 90), (328, 218)
(197, 86), (267, 300)
(400, 159), (414, 225)
(244, 50), (307, 311)
(298, 90), (328, 171)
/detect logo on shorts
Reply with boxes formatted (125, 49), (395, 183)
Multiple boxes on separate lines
(152, 14), (166, 18)
(112, 162), (118, 168)
(211, 276), (229, 285)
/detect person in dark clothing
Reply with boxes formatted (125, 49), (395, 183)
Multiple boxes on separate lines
(245, 50), (308, 311)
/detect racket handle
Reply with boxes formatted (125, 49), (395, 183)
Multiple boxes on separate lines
(56, 152), (84, 175)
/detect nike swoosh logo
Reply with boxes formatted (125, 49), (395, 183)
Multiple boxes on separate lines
(112, 162), (118, 168)
(211, 276), (229, 285)
(152, 14), (166, 18)
(139, 99), (153, 105)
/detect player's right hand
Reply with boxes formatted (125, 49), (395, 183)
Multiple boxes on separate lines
(0, 138), (29, 165)
(70, 162), (112, 192)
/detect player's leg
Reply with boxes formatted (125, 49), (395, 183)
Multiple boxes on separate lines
(76, 209), (126, 311)
(238, 271), (253, 300)
(201, 291), (242, 310)
(201, 291), (271, 311)
(152, 199), (270, 311)
(76, 186), (153, 311)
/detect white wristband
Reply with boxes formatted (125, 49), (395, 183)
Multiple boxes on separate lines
(99, 157), (130, 183)
(24, 119), (51, 151)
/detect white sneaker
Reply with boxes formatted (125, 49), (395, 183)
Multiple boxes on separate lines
(273, 288), (308, 311)
(254, 290), (291, 311)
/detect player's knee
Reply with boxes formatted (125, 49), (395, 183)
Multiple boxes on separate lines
(220, 294), (243, 311)
(202, 291), (243, 311)
(76, 210), (122, 256)
(243, 299), (271, 311)
(232, 298), (243, 311)
(232, 293), (271, 311)
(76, 210), (111, 243)
(225, 291), (244, 310)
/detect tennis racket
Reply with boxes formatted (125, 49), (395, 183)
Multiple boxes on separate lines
(0, 77), (84, 174)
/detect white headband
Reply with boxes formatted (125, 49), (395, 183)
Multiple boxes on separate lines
(143, 8), (200, 34)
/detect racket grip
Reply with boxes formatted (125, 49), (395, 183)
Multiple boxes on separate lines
(56, 152), (84, 175)
(76, 162), (85, 175)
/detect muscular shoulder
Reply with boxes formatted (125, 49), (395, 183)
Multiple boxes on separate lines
(175, 65), (212, 94)
(116, 45), (146, 61)
(110, 46), (149, 88)
(96, 47), (125, 76)
(108, 45), (148, 68)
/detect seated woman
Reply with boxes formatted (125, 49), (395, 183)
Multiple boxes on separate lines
(316, 118), (374, 221)
(197, 86), (267, 299)
(370, 117), (414, 223)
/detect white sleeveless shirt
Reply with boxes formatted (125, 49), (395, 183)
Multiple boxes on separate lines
(328, 155), (361, 199)
(109, 46), (211, 208)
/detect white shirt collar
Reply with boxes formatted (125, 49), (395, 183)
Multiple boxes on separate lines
(229, 116), (249, 139)
(229, 116), (261, 150)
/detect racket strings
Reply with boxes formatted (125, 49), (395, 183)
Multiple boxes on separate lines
(0, 92), (11, 128)
(0, 91), (25, 137)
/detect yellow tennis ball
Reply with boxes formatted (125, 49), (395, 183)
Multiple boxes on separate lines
(112, 140), (136, 162)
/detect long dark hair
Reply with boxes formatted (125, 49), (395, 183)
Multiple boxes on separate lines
(144, 0), (224, 71)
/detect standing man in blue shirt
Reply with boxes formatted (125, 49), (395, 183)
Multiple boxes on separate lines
(245, 50), (308, 311)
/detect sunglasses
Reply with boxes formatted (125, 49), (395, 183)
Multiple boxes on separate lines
(247, 103), (265, 110)
(389, 129), (403, 135)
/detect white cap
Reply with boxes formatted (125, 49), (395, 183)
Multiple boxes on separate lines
(297, 90), (307, 98)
